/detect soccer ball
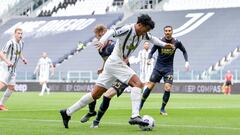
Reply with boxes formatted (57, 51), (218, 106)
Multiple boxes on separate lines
(138, 115), (155, 131)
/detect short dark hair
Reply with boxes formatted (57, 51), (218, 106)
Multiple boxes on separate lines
(164, 25), (173, 30)
(137, 14), (155, 29)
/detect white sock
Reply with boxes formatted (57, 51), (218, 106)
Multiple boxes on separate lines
(66, 93), (94, 116)
(0, 89), (13, 105)
(40, 83), (47, 95)
(130, 87), (142, 118)
(46, 84), (50, 94)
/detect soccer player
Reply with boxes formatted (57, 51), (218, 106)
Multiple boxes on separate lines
(139, 25), (189, 115)
(223, 70), (233, 95)
(0, 28), (27, 111)
(137, 41), (154, 83)
(34, 52), (54, 96)
(60, 14), (174, 129)
(80, 24), (129, 128)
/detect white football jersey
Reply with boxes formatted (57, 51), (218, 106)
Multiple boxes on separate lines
(99, 23), (166, 61)
(1, 39), (24, 73)
(138, 49), (154, 82)
(36, 57), (52, 76)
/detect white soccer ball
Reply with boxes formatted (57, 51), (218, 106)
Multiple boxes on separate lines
(139, 115), (155, 131)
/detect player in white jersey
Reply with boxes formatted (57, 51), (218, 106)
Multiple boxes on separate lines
(138, 41), (154, 83)
(0, 28), (27, 111)
(60, 14), (174, 128)
(34, 52), (54, 96)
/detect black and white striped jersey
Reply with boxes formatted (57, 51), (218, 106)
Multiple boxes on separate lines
(99, 23), (166, 61)
(1, 39), (24, 73)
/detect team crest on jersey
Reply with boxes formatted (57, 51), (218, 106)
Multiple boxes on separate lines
(161, 48), (174, 55)
(15, 51), (21, 56)
(127, 44), (137, 50)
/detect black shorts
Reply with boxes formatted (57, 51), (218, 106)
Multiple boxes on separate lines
(111, 79), (128, 97)
(225, 81), (232, 86)
(149, 68), (173, 84)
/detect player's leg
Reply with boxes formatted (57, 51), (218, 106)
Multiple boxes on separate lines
(0, 73), (16, 111)
(160, 83), (171, 115)
(224, 81), (230, 95)
(46, 82), (50, 95)
(81, 72), (116, 123)
(228, 83), (232, 95)
(139, 69), (161, 110)
(80, 100), (97, 123)
(45, 74), (50, 94)
(101, 59), (147, 126)
(139, 82), (155, 110)
(60, 85), (107, 128)
(0, 82), (8, 111)
(160, 72), (173, 115)
(39, 81), (46, 96)
(90, 88), (115, 128)
(60, 71), (114, 128)
(128, 74), (150, 126)
(91, 80), (128, 128)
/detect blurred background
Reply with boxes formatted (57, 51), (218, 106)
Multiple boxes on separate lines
(0, 0), (240, 93)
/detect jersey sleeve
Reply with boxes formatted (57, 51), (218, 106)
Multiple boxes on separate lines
(177, 41), (189, 62)
(99, 25), (131, 45)
(145, 33), (167, 47)
(148, 45), (158, 59)
(1, 40), (13, 53)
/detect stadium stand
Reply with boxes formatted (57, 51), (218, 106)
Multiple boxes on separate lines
(120, 8), (240, 73)
(1, 1), (240, 81)
(36, 0), (114, 17)
(163, 0), (240, 11)
(0, 14), (123, 80)
(0, 0), (20, 17)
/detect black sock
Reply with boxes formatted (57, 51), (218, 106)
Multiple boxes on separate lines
(161, 91), (170, 110)
(96, 96), (111, 122)
(89, 100), (96, 113)
(139, 87), (152, 110)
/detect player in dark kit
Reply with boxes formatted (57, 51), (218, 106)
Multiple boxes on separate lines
(139, 25), (189, 115)
(78, 24), (128, 128)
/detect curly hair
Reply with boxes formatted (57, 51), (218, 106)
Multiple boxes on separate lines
(137, 14), (155, 29)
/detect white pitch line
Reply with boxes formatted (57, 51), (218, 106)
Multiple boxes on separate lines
(0, 118), (240, 130)
(4, 106), (240, 112)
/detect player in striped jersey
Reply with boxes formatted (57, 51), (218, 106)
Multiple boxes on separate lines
(80, 24), (130, 128)
(137, 41), (154, 83)
(34, 52), (54, 96)
(0, 28), (27, 111)
(59, 14), (174, 128)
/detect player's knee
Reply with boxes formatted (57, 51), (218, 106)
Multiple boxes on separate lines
(147, 82), (155, 89)
(103, 88), (116, 98)
(91, 85), (107, 100)
(91, 92), (102, 100)
(164, 83), (172, 91)
(135, 81), (144, 88)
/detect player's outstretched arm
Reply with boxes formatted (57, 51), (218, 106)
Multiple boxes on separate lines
(98, 29), (115, 50)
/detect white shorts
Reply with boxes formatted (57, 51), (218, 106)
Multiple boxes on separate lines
(39, 73), (49, 82)
(96, 57), (136, 89)
(0, 62), (16, 85)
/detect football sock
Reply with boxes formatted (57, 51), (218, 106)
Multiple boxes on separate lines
(88, 100), (97, 113)
(67, 93), (94, 116)
(40, 83), (47, 94)
(131, 87), (142, 118)
(0, 89), (13, 105)
(139, 87), (151, 110)
(161, 91), (170, 110)
(95, 96), (111, 122)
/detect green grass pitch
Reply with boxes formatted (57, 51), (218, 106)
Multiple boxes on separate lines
(0, 92), (240, 135)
